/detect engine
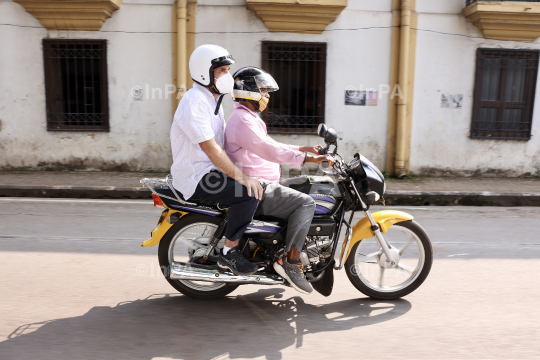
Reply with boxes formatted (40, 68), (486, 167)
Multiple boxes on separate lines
(301, 236), (333, 271)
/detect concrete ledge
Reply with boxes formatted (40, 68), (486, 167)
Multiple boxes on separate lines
(0, 185), (152, 199)
(1, 185), (540, 206)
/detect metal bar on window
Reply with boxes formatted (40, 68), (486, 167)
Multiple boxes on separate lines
(43, 39), (108, 132)
(261, 41), (326, 133)
(471, 48), (538, 140)
(497, 58), (508, 136)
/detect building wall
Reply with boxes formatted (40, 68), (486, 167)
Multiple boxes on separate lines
(2, 0), (539, 176)
(411, 0), (540, 176)
(0, 0), (175, 171)
(196, 0), (395, 171)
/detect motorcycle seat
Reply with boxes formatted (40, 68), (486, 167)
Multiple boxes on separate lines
(252, 214), (288, 227)
(153, 186), (222, 209)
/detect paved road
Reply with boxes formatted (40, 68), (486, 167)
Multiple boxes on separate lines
(0, 198), (539, 359)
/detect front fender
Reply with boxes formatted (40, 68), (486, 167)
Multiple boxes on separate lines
(344, 210), (414, 261)
(141, 209), (188, 247)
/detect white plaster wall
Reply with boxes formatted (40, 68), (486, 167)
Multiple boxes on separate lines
(410, 8), (540, 176)
(5, 0), (533, 175)
(193, 1), (395, 170)
(416, 0), (466, 15)
(0, 0), (175, 171)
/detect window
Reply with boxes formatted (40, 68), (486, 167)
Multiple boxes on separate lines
(471, 49), (539, 140)
(261, 42), (326, 134)
(43, 39), (109, 131)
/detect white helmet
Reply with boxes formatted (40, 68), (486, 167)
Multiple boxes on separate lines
(189, 44), (236, 88)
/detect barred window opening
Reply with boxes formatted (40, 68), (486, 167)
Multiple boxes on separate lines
(261, 42), (326, 134)
(471, 49), (538, 140)
(43, 39), (109, 131)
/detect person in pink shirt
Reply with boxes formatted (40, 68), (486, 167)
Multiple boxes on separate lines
(225, 67), (334, 294)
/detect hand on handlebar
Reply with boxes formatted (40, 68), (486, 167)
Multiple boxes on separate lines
(300, 145), (324, 155)
(305, 153), (335, 168)
(312, 145), (324, 155)
(316, 154), (335, 168)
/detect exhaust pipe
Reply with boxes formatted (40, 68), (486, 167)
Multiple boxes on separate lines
(169, 262), (285, 285)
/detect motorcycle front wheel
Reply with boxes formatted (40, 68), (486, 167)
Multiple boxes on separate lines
(345, 220), (433, 300)
(158, 214), (239, 300)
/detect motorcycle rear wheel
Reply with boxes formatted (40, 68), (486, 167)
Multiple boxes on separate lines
(345, 220), (433, 300)
(158, 214), (239, 300)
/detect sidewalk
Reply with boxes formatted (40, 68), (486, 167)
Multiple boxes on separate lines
(1, 171), (539, 206)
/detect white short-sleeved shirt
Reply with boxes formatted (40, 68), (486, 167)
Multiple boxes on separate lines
(170, 83), (225, 199)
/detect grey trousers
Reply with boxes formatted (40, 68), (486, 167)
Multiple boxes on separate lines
(256, 181), (316, 253)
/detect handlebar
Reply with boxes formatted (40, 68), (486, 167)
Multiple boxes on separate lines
(316, 143), (349, 176)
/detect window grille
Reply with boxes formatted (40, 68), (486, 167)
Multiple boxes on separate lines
(471, 49), (538, 140)
(261, 42), (326, 134)
(43, 39), (109, 131)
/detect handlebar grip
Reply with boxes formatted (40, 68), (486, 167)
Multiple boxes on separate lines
(321, 161), (329, 169)
(318, 148), (327, 155)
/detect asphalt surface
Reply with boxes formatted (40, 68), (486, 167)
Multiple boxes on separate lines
(0, 198), (539, 359)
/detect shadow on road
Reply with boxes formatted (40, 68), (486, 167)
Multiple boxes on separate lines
(0, 288), (411, 359)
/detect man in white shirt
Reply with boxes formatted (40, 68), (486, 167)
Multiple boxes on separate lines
(170, 44), (262, 276)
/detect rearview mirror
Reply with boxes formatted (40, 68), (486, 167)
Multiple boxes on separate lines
(317, 124), (327, 137)
(324, 128), (337, 144)
(317, 124), (337, 144)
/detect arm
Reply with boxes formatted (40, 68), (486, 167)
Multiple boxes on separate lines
(299, 145), (335, 166)
(199, 138), (263, 200)
(234, 122), (306, 168)
(235, 124), (334, 167)
(264, 136), (321, 155)
(299, 145), (324, 155)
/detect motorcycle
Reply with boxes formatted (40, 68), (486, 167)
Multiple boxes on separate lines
(140, 124), (433, 300)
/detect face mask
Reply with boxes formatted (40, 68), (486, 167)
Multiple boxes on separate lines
(255, 96), (268, 112)
(215, 72), (234, 94)
(258, 96), (269, 112)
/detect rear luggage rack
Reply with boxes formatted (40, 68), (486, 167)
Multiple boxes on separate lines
(140, 174), (196, 206)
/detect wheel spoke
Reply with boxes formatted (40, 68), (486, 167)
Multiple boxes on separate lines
(378, 266), (385, 287)
(399, 236), (414, 256)
(396, 263), (415, 273)
(357, 249), (382, 263)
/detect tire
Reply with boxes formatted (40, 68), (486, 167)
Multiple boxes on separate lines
(345, 220), (433, 300)
(158, 214), (239, 300)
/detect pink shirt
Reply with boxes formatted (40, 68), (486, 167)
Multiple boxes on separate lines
(225, 104), (306, 181)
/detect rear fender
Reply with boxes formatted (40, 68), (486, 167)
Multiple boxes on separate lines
(344, 210), (414, 261)
(141, 209), (188, 247)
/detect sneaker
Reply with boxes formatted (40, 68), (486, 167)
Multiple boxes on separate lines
(273, 257), (313, 295)
(217, 246), (258, 276)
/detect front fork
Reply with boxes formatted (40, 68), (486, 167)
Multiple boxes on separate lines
(335, 180), (396, 270)
(366, 211), (396, 266)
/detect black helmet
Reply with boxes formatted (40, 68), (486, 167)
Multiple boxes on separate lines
(232, 67), (279, 112)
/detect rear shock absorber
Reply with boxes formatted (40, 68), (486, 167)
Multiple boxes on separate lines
(202, 217), (227, 261)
